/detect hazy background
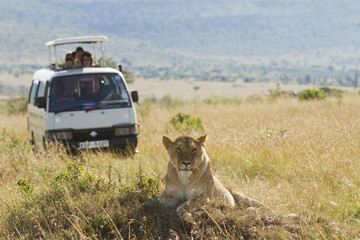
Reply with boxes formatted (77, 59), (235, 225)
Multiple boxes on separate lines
(1, 0), (360, 97)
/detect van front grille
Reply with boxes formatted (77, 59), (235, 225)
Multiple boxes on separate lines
(72, 128), (114, 142)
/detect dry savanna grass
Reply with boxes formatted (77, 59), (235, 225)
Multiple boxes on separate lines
(0, 93), (360, 239)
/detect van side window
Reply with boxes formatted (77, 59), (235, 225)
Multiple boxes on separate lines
(37, 81), (46, 98)
(29, 81), (38, 105)
(34, 81), (47, 108)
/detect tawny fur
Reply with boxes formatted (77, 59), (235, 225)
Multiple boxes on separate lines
(159, 135), (263, 222)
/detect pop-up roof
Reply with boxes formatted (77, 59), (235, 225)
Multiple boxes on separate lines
(46, 36), (108, 69)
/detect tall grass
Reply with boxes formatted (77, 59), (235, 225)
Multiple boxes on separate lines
(0, 95), (28, 115)
(1, 94), (360, 239)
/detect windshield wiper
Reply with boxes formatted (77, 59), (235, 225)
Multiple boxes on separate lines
(85, 101), (129, 112)
(54, 101), (129, 114)
(54, 106), (82, 114)
(102, 101), (129, 107)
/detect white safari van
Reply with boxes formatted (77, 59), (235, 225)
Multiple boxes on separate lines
(27, 36), (139, 153)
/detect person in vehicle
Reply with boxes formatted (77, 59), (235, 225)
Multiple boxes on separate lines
(51, 80), (65, 101)
(64, 52), (74, 68)
(81, 51), (93, 66)
(74, 47), (84, 66)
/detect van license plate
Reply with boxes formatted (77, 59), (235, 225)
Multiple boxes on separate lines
(79, 140), (109, 149)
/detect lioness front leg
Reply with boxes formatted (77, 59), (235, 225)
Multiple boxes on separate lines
(176, 197), (208, 223)
(158, 193), (179, 209)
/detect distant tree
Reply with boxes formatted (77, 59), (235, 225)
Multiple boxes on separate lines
(122, 70), (135, 83)
(354, 63), (358, 92)
(304, 75), (311, 84)
(99, 57), (117, 69)
(14, 70), (20, 78)
(121, 58), (132, 66)
(244, 77), (254, 83)
(97, 57), (135, 83)
(327, 66), (334, 71)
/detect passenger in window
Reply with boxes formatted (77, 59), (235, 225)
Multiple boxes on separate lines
(81, 51), (93, 67)
(64, 52), (74, 68)
(74, 47), (84, 66)
(51, 81), (65, 101)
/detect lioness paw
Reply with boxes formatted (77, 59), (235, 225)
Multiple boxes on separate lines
(176, 207), (195, 224)
(176, 207), (191, 219)
(176, 207), (190, 217)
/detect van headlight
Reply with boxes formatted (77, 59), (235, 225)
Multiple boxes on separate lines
(130, 125), (139, 135)
(114, 125), (139, 136)
(114, 127), (130, 136)
(47, 130), (73, 140)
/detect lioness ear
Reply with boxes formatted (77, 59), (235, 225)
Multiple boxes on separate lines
(197, 134), (208, 147)
(162, 136), (173, 150)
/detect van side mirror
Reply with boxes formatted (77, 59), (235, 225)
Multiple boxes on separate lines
(36, 96), (46, 108)
(131, 91), (139, 103)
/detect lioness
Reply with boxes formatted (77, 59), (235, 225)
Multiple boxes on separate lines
(159, 135), (263, 221)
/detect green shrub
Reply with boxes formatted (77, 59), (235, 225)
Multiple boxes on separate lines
(319, 87), (344, 98)
(54, 162), (105, 193)
(17, 178), (34, 195)
(169, 113), (204, 132)
(4, 165), (166, 239)
(298, 88), (327, 100)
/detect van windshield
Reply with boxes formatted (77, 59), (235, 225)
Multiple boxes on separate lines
(49, 73), (131, 113)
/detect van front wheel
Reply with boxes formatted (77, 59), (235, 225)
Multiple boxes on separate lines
(30, 132), (35, 145)
(31, 132), (40, 153)
(42, 136), (48, 150)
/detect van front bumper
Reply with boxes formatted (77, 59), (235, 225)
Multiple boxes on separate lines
(46, 125), (139, 153)
(56, 135), (138, 153)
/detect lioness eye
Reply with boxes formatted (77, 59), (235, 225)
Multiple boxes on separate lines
(192, 148), (197, 154)
(176, 147), (182, 153)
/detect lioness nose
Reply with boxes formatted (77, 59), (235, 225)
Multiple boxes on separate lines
(183, 162), (191, 167)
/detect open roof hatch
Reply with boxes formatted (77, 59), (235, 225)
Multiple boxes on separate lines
(46, 36), (108, 69)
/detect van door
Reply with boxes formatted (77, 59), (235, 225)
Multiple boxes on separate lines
(28, 79), (48, 147)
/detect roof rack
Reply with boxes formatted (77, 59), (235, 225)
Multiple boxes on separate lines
(46, 36), (108, 69)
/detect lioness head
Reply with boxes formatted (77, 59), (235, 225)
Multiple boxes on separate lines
(162, 135), (207, 172)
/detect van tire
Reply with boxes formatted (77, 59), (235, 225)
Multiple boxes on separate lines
(42, 136), (48, 150)
(30, 132), (38, 153)
(30, 132), (35, 145)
